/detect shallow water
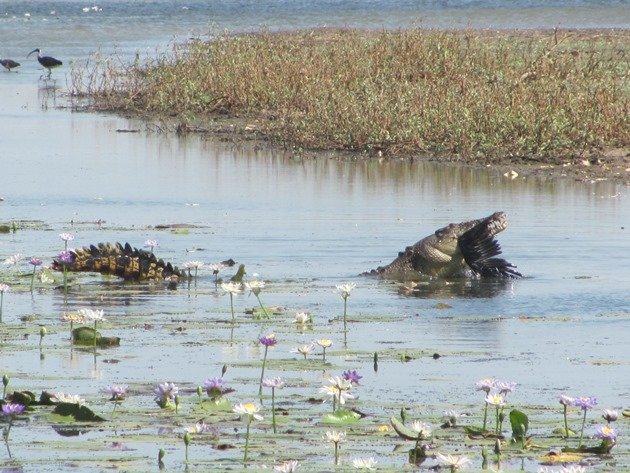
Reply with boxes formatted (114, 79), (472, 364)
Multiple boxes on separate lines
(0, 4), (629, 471)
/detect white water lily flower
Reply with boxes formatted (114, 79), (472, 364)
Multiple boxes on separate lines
(273, 460), (300, 472)
(324, 430), (346, 443)
(335, 282), (356, 299)
(244, 279), (265, 294)
(435, 452), (472, 470)
(293, 311), (310, 324)
(292, 344), (315, 358)
(78, 308), (105, 322)
(186, 421), (212, 434)
(0, 284), (9, 293)
(316, 338), (333, 348)
(485, 393), (506, 407)
(328, 376), (353, 391)
(410, 420), (432, 439)
(3, 254), (22, 266)
(233, 402), (263, 421)
(182, 261), (204, 270)
(352, 457), (378, 470)
(59, 233), (74, 242)
(207, 262), (226, 274)
(52, 392), (86, 405)
(221, 282), (242, 295)
(319, 385), (355, 405)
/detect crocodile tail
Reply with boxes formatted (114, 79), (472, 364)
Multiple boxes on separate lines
(53, 242), (185, 281)
(458, 220), (522, 279)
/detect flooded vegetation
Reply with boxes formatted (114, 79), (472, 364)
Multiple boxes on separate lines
(70, 29), (629, 177)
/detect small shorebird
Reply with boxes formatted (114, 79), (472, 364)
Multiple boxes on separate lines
(0, 59), (20, 71)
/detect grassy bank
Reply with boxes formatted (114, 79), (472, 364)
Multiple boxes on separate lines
(71, 28), (629, 164)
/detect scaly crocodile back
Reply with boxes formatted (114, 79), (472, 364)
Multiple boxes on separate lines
(52, 242), (185, 281)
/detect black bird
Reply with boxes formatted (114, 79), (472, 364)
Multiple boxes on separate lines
(27, 48), (62, 76)
(0, 59), (20, 71)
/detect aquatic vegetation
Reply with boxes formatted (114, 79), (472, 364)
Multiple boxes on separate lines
(244, 279), (270, 319)
(1, 402), (25, 441)
(274, 459), (300, 472)
(0, 283), (8, 323)
(72, 30), (629, 165)
(233, 402), (263, 462)
(3, 254), (22, 266)
(207, 262), (226, 285)
(352, 457), (377, 470)
(103, 384), (127, 414)
(79, 308), (105, 347)
(182, 260), (203, 278)
(292, 343), (315, 360)
(56, 250), (73, 295)
(435, 452), (472, 471)
(292, 311), (310, 325)
(154, 382), (179, 409)
(59, 232), (74, 246)
(602, 409), (618, 423)
(144, 239), (159, 253)
(572, 396), (598, 447)
(202, 377), (233, 403)
(2, 375), (9, 400)
(0, 232), (626, 471)
(258, 334), (277, 395)
(336, 282), (356, 335)
(221, 281), (242, 320)
(342, 370), (362, 385)
(316, 338), (333, 362)
(28, 257), (42, 292)
(261, 376), (286, 433)
(325, 430), (346, 465)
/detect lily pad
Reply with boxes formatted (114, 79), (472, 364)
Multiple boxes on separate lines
(72, 326), (120, 347)
(321, 409), (361, 424)
(391, 416), (422, 440)
(52, 402), (106, 421)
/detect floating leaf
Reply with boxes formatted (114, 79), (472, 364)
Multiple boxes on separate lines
(7, 390), (36, 407)
(72, 326), (120, 347)
(509, 409), (528, 440)
(541, 452), (586, 463)
(391, 416), (423, 440)
(322, 409), (361, 424)
(52, 402), (106, 421)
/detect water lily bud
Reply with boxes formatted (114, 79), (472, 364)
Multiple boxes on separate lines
(494, 439), (502, 455)
(499, 412), (505, 423)
(222, 364), (228, 377)
(481, 446), (488, 468)
(373, 352), (378, 372)
(2, 375), (9, 387)
(39, 326), (47, 344)
(400, 407), (406, 424)
(196, 386), (202, 398)
(158, 448), (166, 461)
(175, 395), (181, 407)
(184, 432), (191, 446)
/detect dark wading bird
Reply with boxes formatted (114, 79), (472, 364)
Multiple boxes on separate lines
(1, 59), (20, 71)
(27, 48), (62, 76)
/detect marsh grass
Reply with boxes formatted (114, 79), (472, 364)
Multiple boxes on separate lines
(71, 28), (629, 162)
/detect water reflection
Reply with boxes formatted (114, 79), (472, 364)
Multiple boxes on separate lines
(398, 278), (516, 299)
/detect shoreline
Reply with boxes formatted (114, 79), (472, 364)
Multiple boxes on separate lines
(71, 27), (630, 186)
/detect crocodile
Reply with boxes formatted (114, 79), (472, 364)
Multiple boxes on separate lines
(52, 242), (235, 282)
(365, 211), (521, 280)
(52, 242), (186, 282)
